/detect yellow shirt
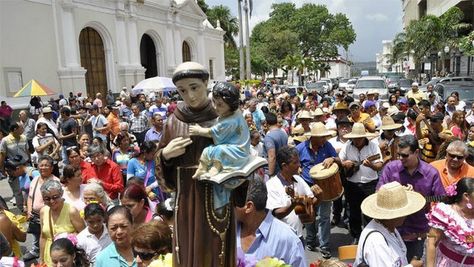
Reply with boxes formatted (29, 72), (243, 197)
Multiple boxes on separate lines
(350, 112), (375, 132)
(406, 90), (427, 104)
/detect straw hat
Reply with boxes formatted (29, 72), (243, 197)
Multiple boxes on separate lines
(311, 108), (324, 117)
(304, 122), (335, 137)
(298, 110), (313, 120)
(343, 123), (378, 139)
(380, 116), (402, 131)
(333, 102), (350, 112)
(292, 124), (305, 135)
(361, 181), (425, 220)
(42, 106), (53, 113)
(367, 89), (378, 95)
(387, 105), (399, 116)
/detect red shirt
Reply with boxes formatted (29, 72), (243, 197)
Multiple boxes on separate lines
(80, 161), (95, 183)
(84, 159), (123, 199)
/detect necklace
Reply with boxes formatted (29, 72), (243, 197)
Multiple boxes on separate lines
(204, 184), (230, 266)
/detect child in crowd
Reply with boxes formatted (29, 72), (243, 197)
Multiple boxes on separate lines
(76, 203), (112, 265)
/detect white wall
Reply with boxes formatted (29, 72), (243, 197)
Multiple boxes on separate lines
(1, 0), (60, 108)
(1, 0), (225, 109)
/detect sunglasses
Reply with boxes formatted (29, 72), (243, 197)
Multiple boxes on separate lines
(43, 194), (62, 202)
(132, 249), (157, 261)
(397, 152), (411, 158)
(447, 153), (465, 160)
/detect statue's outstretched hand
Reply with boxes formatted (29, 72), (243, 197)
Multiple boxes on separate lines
(162, 137), (193, 160)
(189, 124), (205, 136)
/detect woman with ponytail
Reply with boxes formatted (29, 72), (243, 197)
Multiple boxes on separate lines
(50, 237), (90, 267)
(426, 177), (474, 267)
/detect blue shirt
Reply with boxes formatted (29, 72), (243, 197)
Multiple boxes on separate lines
(252, 109), (266, 131)
(95, 243), (136, 267)
(378, 159), (446, 235)
(144, 127), (162, 143)
(296, 140), (337, 185)
(263, 128), (288, 174)
(237, 211), (307, 267)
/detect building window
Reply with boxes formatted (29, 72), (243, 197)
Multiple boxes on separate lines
(182, 41), (191, 62)
(3, 68), (23, 97)
(209, 59), (214, 80)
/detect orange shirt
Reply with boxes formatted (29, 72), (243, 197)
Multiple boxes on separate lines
(107, 113), (120, 138)
(430, 159), (474, 188)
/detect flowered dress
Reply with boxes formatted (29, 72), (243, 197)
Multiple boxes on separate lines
(427, 202), (474, 266)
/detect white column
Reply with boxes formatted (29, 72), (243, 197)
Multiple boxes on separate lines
(127, 17), (141, 66)
(165, 12), (176, 75)
(197, 26), (206, 64)
(60, 2), (80, 67)
(174, 17), (182, 65)
(115, 11), (129, 65)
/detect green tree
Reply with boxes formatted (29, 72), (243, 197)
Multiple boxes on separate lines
(197, 0), (209, 14)
(224, 46), (240, 78)
(206, 5), (239, 48)
(250, 3), (356, 79)
(389, 32), (408, 67)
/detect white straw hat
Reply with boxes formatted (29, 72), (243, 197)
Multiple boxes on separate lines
(304, 122), (335, 137)
(361, 182), (425, 220)
(343, 123), (378, 139)
(380, 116), (403, 131)
(298, 110), (313, 120)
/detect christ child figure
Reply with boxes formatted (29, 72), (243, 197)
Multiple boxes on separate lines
(190, 82), (250, 179)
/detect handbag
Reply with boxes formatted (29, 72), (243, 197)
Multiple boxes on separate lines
(27, 179), (41, 235)
(357, 230), (387, 267)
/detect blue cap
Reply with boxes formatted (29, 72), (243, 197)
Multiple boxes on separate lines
(363, 100), (376, 110)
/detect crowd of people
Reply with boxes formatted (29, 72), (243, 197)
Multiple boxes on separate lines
(0, 75), (473, 267)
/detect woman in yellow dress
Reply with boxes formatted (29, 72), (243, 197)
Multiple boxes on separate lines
(39, 179), (85, 265)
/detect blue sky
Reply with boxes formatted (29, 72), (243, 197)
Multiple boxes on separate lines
(204, 0), (403, 62)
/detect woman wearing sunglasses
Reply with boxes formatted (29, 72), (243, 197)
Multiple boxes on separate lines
(131, 220), (172, 266)
(96, 206), (136, 267)
(39, 179), (85, 266)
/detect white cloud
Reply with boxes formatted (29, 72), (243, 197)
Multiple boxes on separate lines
(205, 0), (403, 61)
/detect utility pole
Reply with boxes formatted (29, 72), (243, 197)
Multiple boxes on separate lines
(244, 0), (251, 81)
(237, 0), (245, 81)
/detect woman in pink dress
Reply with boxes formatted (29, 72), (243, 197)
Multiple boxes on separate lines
(426, 177), (474, 267)
(449, 111), (467, 141)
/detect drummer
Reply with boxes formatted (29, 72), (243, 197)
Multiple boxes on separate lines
(266, 146), (323, 243)
(339, 122), (383, 245)
(295, 122), (341, 259)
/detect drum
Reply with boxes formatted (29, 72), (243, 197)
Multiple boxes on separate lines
(294, 195), (315, 224)
(310, 162), (344, 201)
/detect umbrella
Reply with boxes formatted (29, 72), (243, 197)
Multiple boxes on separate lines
(13, 79), (56, 97)
(132, 77), (177, 96)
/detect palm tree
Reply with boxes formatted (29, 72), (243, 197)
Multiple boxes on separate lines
(389, 32), (408, 68)
(281, 54), (300, 84)
(206, 5), (239, 48)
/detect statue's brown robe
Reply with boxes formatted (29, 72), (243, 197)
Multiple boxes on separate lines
(156, 100), (236, 267)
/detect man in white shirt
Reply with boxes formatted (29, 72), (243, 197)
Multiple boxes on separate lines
(328, 117), (353, 226)
(339, 122), (383, 244)
(266, 146), (322, 241)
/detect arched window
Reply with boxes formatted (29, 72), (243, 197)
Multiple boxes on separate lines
(182, 41), (191, 62)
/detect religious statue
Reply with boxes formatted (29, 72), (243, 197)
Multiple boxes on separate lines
(156, 62), (260, 267)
